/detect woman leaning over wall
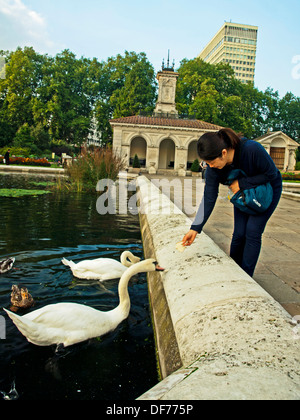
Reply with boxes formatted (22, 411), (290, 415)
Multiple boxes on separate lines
(182, 128), (282, 277)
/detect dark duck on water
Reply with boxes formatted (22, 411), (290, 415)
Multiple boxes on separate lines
(10, 285), (35, 310)
(0, 258), (15, 274)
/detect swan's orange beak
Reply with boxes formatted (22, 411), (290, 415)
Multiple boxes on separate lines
(155, 263), (165, 271)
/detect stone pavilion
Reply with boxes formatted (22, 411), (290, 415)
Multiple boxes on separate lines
(110, 60), (221, 176)
(110, 59), (298, 175)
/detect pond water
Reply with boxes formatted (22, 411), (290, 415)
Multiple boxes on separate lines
(0, 173), (158, 400)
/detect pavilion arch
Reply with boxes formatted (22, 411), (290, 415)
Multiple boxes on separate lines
(270, 137), (286, 148)
(158, 138), (176, 169)
(129, 136), (147, 167)
(157, 134), (181, 149)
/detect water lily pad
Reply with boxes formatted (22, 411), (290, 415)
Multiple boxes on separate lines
(0, 189), (52, 198)
(29, 181), (56, 187)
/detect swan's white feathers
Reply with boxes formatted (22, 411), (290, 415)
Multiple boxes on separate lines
(61, 251), (140, 281)
(3, 259), (160, 347)
(4, 304), (119, 347)
(4, 308), (59, 346)
(68, 259), (127, 280)
(61, 258), (75, 268)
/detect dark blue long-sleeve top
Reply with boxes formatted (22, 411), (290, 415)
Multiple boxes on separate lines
(191, 139), (282, 233)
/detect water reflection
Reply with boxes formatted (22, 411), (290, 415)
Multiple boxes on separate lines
(0, 173), (157, 400)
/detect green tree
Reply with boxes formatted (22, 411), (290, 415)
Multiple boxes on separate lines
(278, 92), (300, 141)
(259, 88), (281, 133)
(31, 50), (104, 146)
(111, 55), (156, 118)
(176, 57), (255, 131)
(176, 58), (236, 116)
(13, 123), (34, 149)
(42, 50), (93, 144)
(1, 46), (299, 154)
(188, 80), (220, 122)
(0, 118), (16, 147)
(30, 123), (50, 151)
(0, 47), (45, 145)
(0, 47), (45, 127)
(132, 154), (140, 168)
(237, 83), (265, 138)
(190, 159), (200, 172)
(94, 101), (113, 145)
(94, 51), (157, 144)
(175, 57), (300, 140)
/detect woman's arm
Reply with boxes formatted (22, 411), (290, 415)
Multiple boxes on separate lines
(189, 166), (219, 234)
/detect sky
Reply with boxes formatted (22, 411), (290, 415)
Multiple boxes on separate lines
(0, 0), (299, 97)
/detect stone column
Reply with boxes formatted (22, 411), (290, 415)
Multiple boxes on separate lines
(147, 147), (159, 174)
(287, 147), (296, 171)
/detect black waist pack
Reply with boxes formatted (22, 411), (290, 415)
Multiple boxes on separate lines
(226, 169), (273, 215)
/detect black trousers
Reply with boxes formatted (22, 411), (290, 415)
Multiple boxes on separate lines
(230, 182), (282, 277)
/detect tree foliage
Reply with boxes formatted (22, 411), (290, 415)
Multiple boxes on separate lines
(176, 57), (300, 141)
(95, 51), (156, 143)
(0, 47), (299, 155)
(0, 48), (157, 151)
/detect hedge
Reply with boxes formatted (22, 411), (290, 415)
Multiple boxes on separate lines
(281, 172), (300, 181)
(0, 156), (51, 167)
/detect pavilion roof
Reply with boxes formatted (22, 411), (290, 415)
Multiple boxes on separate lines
(110, 115), (222, 130)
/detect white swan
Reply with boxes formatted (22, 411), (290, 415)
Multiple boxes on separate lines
(61, 250), (141, 281)
(0, 258), (15, 274)
(4, 259), (164, 348)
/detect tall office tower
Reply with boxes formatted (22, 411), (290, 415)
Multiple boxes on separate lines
(198, 22), (258, 84)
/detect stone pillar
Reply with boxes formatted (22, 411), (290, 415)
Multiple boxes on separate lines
(122, 145), (130, 167)
(178, 164), (186, 177)
(176, 148), (188, 173)
(146, 147), (159, 174)
(287, 148), (296, 171)
(148, 162), (157, 175)
(112, 127), (123, 156)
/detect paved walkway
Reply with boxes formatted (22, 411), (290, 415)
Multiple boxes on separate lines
(0, 164), (64, 174)
(147, 174), (300, 317)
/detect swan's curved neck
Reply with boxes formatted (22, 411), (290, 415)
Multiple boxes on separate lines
(115, 263), (142, 319)
(120, 251), (132, 267)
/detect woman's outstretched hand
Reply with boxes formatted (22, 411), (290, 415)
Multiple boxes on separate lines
(182, 230), (198, 247)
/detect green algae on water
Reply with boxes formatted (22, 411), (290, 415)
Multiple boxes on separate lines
(0, 188), (52, 198)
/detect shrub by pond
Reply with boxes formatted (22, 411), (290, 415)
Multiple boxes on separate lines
(61, 147), (125, 192)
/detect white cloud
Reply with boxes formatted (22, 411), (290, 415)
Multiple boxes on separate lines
(0, 0), (54, 49)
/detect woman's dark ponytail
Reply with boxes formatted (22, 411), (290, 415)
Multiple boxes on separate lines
(197, 127), (241, 161)
(217, 128), (241, 149)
